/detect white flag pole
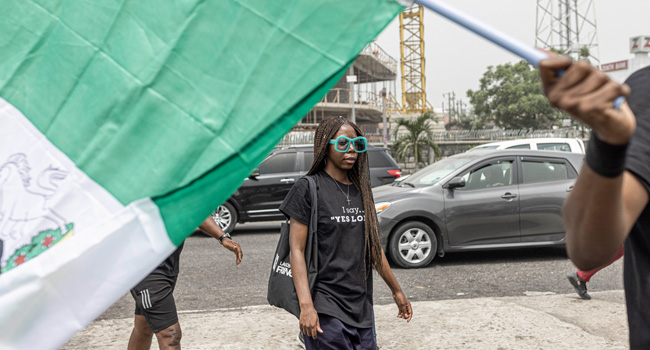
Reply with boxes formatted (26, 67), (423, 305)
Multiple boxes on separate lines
(405, 0), (625, 108)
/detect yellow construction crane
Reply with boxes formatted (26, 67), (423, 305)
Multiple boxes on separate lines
(399, 4), (433, 114)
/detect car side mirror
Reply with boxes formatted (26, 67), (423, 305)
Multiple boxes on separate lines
(249, 168), (260, 178)
(443, 177), (466, 189)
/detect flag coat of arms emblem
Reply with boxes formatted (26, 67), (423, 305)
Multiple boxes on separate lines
(0, 0), (402, 348)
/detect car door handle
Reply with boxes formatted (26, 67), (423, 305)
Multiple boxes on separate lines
(566, 186), (574, 192)
(280, 178), (295, 183)
(500, 193), (517, 200)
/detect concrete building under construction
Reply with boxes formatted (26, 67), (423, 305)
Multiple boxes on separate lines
(296, 41), (399, 135)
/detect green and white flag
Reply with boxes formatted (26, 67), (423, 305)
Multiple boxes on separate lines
(0, 1), (401, 348)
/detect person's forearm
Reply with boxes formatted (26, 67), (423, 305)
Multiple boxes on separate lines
(537, 56), (642, 270)
(377, 251), (403, 294)
(199, 217), (227, 240)
(290, 249), (314, 309)
(564, 166), (628, 270)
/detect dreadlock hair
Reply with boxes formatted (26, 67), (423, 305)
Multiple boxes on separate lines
(307, 116), (383, 275)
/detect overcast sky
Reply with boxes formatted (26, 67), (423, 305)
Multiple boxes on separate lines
(374, 0), (650, 113)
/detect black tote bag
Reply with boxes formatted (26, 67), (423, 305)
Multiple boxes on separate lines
(267, 175), (318, 318)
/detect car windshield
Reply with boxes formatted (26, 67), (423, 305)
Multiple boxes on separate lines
(403, 156), (475, 187)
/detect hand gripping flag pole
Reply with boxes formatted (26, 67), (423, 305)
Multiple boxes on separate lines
(400, 0), (625, 109)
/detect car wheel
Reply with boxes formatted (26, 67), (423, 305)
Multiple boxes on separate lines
(388, 221), (437, 268)
(211, 202), (238, 233)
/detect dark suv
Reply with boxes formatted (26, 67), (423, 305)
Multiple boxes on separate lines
(212, 145), (401, 232)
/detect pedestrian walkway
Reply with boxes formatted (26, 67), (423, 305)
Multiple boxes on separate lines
(62, 290), (627, 350)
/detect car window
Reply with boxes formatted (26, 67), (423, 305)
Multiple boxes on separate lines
(303, 151), (314, 171)
(460, 160), (514, 191)
(258, 153), (297, 174)
(522, 160), (569, 183)
(537, 142), (571, 152)
(406, 156), (475, 186)
(368, 150), (395, 167)
(506, 144), (531, 150)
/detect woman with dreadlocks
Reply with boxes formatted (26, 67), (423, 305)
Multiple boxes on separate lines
(279, 116), (412, 350)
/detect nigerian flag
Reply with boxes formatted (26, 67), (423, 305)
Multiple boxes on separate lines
(0, 0), (402, 348)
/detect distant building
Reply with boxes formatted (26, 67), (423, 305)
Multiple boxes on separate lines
(601, 35), (650, 83)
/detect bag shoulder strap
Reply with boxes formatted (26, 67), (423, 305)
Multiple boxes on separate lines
(304, 175), (318, 233)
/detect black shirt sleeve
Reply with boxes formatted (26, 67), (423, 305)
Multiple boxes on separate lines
(279, 177), (312, 226)
(625, 66), (650, 195)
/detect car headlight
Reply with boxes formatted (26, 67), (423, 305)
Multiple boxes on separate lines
(375, 202), (391, 214)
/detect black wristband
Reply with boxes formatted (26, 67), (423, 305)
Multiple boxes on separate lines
(218, 232), (231, 245)
(585, 132), (629, 178)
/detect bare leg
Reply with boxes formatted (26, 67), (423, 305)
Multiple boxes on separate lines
(154, 322), (182, 350)
(128, 315), (154, 350)
(577, 245), (624, 282)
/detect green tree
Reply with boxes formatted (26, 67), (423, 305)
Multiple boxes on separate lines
(467, 60), (566, 129)
(579, 46), (591, 61)
(392, 112), (442, 170)
(445, 111), (484, 130)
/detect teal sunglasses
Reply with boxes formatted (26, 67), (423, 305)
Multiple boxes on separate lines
(329, 136), (368, 153)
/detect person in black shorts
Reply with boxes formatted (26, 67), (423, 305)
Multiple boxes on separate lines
(540, 56), (650, 348)
(281, 116), (412, 350)
(127, 216), (243, 350)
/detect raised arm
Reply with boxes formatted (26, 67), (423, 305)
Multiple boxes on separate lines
(289, 218), (322, 339)
(539, 56), (649, 270)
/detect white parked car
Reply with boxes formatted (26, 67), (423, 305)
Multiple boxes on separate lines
(469, 138), (585, 154)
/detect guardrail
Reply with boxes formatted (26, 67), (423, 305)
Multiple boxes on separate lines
(422, 129), (583, 142)
(276, 129), (586, 147)
(360, 41), (398, 73)
(317, 88), (384, 111)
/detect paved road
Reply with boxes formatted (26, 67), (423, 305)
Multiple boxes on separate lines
(99, 222), (623, 321)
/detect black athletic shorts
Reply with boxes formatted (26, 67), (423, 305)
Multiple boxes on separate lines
(130, 273), (179, 333)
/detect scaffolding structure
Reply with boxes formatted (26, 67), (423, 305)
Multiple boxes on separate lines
(535, 0), (601, 65)
(298, 41), (399, 134)
(399, 5), (432, 114)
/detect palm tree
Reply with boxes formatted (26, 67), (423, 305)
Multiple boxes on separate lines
(392, 112), (442, 171)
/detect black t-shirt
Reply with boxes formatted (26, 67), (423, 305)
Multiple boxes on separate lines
(279, 171), (373, 328)
(152, 242), (184, 277)
(623, 66), (650, 349)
